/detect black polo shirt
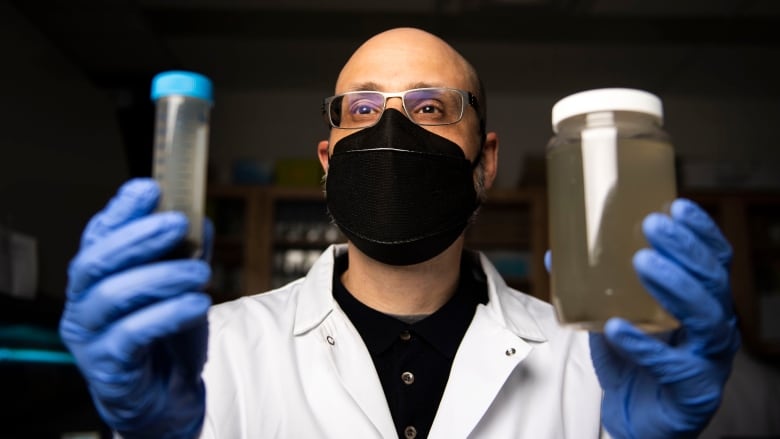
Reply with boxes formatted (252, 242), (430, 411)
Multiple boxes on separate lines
(332, 252), (488, 439)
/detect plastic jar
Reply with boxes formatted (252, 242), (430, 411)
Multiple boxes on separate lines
(546, 88), (678, 332)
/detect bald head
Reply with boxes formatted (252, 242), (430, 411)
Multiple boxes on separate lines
(337, 29), (472, 88)
(335, 28), (485, 127)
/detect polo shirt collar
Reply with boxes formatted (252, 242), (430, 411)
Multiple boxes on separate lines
(332, 251), (488, 360)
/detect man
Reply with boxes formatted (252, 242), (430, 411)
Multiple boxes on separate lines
(60, 28), (739, 438)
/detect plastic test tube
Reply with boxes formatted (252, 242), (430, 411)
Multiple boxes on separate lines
(151, 71), (213, 259)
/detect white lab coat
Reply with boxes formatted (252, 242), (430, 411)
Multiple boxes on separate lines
(200, 244), (605, 438)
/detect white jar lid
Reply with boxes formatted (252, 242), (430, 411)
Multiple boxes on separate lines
(551, 88), (663, 132)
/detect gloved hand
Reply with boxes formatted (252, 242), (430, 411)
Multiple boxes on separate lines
(587, 199), (741, 438)
(59, 178), (213, 439)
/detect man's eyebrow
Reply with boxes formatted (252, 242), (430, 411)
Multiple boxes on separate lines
(408, 81), (444, 90)
(344, 82), (383, 92)
(343, 81), (446, 92)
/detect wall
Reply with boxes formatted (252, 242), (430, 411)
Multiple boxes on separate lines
(0, 0), (129, 298)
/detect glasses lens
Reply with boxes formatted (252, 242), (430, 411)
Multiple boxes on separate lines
(404, 89), (464, 126)
(330, 92), (385, 128)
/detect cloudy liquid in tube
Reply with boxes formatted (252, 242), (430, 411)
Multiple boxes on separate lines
(150, 71), (212, 260)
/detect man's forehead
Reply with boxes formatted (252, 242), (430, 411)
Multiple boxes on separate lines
(334, 57), (472, 94)
(334, 31), (472, 94)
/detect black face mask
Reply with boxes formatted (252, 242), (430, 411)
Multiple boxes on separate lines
(325, 109), (481, 266)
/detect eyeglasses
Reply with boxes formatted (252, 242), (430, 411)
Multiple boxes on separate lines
(322, 87), (479, 129)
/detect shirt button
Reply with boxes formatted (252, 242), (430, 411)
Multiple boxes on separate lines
(404, 425), (417, 439)
(399, 330), (411, 341)
(401, 371), (415, 385)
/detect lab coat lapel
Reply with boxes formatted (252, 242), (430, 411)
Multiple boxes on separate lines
(428, 252), (548, 438)
(428, 305), (532, 438)
(294, 245), (397, 438)
(319, 309), (398, 438)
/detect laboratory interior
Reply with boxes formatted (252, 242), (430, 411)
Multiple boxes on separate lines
(1, 0), (779, 437)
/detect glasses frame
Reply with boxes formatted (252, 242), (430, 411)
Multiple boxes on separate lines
(322, 87), (480, 129)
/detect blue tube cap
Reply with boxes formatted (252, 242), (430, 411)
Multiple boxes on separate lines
(151, 70), (213, 102)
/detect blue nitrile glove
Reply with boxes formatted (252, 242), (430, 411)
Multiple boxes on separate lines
(59, 178), (213, 439)
(588, 199), (741, 439)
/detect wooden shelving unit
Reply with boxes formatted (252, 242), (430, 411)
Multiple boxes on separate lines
(464, 188), (549, 301)
(686, 191), (780, 359)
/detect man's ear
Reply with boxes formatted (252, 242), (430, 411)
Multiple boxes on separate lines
(481, 132), (499, 190)
(317, 140), (330, 172)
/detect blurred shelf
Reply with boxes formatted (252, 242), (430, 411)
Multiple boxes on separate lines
(686, 190), (780, 359)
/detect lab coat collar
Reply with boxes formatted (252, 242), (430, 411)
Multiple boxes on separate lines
(293, 244), (548, 343)
(292, 244), (344, 336)
(477, 251), (548, 343)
